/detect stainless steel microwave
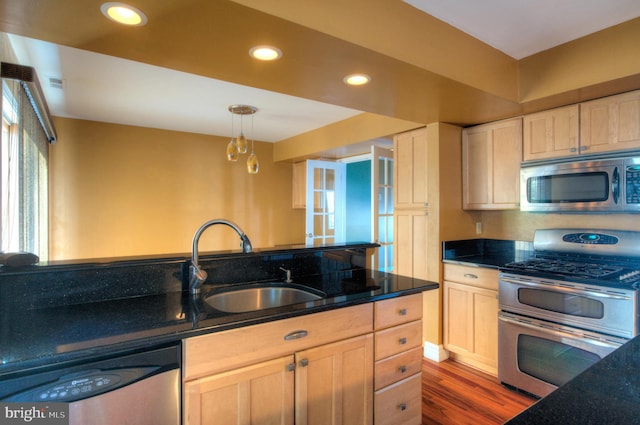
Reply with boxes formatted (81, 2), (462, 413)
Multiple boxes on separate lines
(521, 156), (640, 212)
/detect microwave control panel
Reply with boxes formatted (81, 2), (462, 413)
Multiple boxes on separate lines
(626, 165), (640, 204)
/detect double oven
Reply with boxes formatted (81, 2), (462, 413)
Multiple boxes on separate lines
(498, 229), (640, 398)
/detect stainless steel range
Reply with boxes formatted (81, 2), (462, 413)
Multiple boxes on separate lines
(498, 229), (640, 398)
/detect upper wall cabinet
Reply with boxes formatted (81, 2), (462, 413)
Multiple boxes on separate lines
(462, 118), (522, 210)
(580, 90), (640, 155)
(394, 128), (428, 210)
(523, 104), (579, 161)
(523, 90), (640, 162)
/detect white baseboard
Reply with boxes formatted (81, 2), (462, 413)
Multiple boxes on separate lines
(423, 342), (449, 362)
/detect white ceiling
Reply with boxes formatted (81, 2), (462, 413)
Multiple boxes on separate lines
(7, 1), (640, 144)
(403, 0), (640, 59)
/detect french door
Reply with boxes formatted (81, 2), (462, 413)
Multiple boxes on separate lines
(305, 160), (346, 246)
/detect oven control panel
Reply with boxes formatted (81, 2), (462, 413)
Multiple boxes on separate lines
(562, 233), (618, 245)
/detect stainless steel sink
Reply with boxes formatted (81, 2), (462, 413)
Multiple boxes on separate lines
(204, 284), (324, 313)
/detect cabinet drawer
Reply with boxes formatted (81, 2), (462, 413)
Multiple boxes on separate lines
(183, 303), (373, 381)
(444, 264), (498, 290)
(375, 346), (422, 390)
(374, 294), (422, 330)
(374, 374), (422, 425)
(375, 320), (422, 361)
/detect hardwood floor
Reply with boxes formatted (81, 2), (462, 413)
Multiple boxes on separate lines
(422, 358), (537, 425)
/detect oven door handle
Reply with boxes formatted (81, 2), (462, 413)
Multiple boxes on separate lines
(500, 277), (632, 300)
(498, 315), (622, 350)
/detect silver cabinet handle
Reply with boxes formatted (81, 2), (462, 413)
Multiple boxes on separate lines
(398, 403), (407, 411)
(284, 330), (308, 340)
(299, 358), (309, 367)
(399, 337), (407, 345)
(287, 363), (296, 372)
(398, 308), (407, 316)
(463, 273), (478, 279)
(398, 365), (407, 373)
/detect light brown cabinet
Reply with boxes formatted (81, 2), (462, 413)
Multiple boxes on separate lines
(462, 118), (522, 210)
(374, 294), (423, 425)
(292, 161), (307, 209)
(523, 104), (579, 161)
(393, 128), (430, 282)
(394, 128), (429, 210)
(182, 304), (374, 425)
(443, 264), (498, 375)
(580, 90), (640, 155)
(394, 209), (429, 281)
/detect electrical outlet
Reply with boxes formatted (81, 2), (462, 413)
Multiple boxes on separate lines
(475, 222), (482, 235)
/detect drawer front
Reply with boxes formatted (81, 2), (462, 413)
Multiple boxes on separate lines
(183, 303), (373, 381)
(443, 264), (498, 290)
(375, 346), (422, 390)
(375, 320), (422, 361)
(374, 294), (422, 330)
(374, 374), (422, 425)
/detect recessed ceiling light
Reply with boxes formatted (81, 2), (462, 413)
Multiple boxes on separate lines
(101, 2), (148, 26)
(343, 74), (371, 86)
(249, 46), (283, 61)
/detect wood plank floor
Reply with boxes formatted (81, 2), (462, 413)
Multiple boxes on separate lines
(422, 358), (537, 425)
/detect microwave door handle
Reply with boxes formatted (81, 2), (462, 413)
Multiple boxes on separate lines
(612, 166), (620, 204)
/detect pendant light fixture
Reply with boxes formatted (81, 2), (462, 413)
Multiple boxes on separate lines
(227, 105), (259, 174)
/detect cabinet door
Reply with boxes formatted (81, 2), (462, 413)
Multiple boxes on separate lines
(394, 210), (428, 280)
(443, 281), (498, 372)
(394, 128), (428, 209)
(462, 118), (522, 210)
(523, 105), (579, 161)
(292, 161), (307, 209)
(183, 355), (295, 425)
(581, 90), (640, 154)
(295, 334), (374, 425)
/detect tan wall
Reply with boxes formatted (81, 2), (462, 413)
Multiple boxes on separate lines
(49, 117), (304, 261)
(478, 210), (640, 242)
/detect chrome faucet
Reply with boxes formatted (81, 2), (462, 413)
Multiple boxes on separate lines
(189, 219), (253, 295)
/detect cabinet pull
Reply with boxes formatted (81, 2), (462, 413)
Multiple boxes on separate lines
(399, 365), (407, 373)
(398, 308), (407, 316)
(284, 330), (308, 340)
(398, 403), (407, 411)
(463, 273), (478, 279)
(299, 358), (309, 367)
(399, 337), (407, 345)
(287, 363), (296, 372)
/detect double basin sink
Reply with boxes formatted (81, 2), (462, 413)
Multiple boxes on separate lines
(203, 283), (325, 313)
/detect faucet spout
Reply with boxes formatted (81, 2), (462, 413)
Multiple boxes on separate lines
(189, 219), (253, 295)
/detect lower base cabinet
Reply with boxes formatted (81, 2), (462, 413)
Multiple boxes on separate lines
(374, 294), (423, 425)
(443, 264), (498, 375)
(184, 356), (295, 425)
(182, 295), (425, 425)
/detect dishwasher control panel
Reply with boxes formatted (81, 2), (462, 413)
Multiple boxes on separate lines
(3, 367), (157, 403)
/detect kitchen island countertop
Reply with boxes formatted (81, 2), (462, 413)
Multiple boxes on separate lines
(505, 332), (640, 424)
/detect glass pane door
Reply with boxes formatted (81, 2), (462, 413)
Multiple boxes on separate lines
(372, 146), (393, 272)
(305, 160), (345, 246)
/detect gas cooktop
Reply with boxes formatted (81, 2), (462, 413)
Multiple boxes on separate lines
(504, 258), (640, 287)
(502, 229), (640, 289)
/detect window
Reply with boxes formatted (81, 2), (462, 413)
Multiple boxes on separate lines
(1, 79), (49, 261)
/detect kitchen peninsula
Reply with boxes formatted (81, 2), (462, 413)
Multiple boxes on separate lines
(0, 243), (437, 424)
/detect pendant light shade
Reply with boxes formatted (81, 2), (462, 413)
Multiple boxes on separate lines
(227, 105), (258, 173)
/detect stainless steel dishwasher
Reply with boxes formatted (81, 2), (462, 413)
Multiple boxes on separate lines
(0, 344), (180, 425)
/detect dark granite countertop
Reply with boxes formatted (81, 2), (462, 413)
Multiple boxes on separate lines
(0, 243), (437, 381)
(505, 333), (640, 424)
(442, 238), (533, 269)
